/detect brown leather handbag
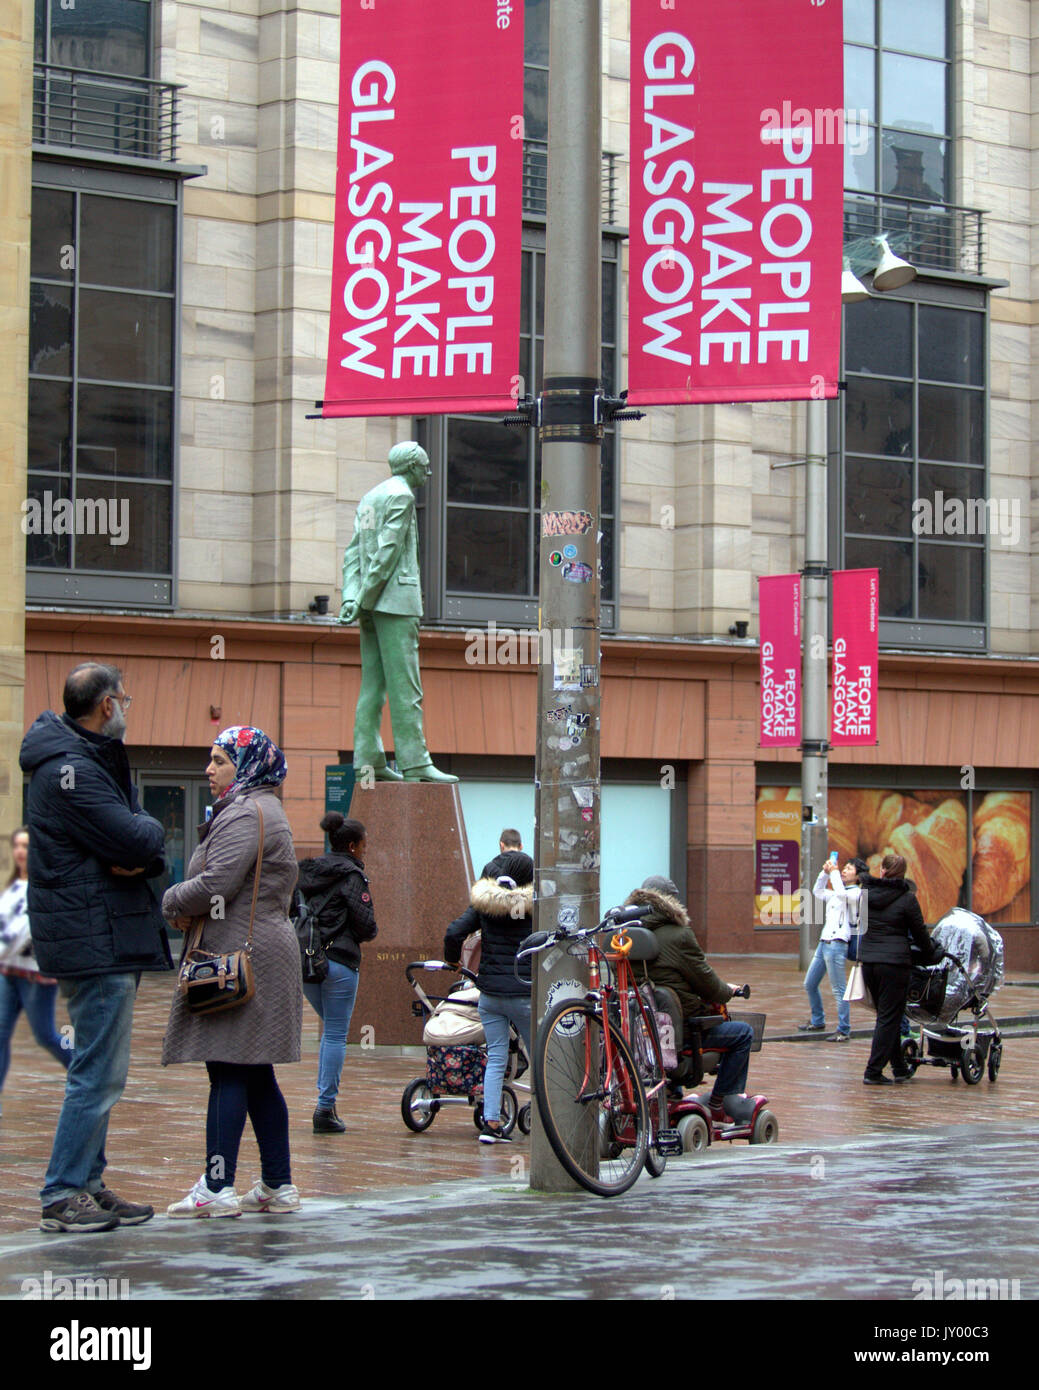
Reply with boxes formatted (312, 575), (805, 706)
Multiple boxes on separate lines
(178, 803), (264, 1015)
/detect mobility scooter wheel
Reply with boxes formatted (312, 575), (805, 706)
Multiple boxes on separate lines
(677, 1113), (710, 1154)
(474, 1085), (518, 1135)
(900, 1038), (920, 1077)
(401, 1080), (439, 1132)
(987, 1041), (1002, 1082)
(960, 1046), (984, 1085)
(749, 1109), (779, 1144)
(518, 1103), (532, 1134)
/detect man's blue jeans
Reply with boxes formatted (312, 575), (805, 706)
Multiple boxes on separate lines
(477, 992), (531, 1125)
(0, 974), (70, 1090)
(804, 939), (850, 1035)
(303, 960), (359, 1108)
(41, 972), (138, 1206)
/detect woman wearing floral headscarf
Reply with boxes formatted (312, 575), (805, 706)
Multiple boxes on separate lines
(161, 727), (304, 1217)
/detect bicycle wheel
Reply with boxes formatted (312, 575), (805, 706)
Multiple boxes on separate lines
(534, 1000), (649, 1197)
(629, 1003), (668, 1178)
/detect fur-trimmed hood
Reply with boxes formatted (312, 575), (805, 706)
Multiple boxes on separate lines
(624, 886), (689, 928)
(471, 877), (534, 920)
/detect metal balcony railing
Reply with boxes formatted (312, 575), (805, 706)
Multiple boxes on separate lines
(844, 191), (985, 278)
(523, 140), (618, 226)
(33, 63), (184, 164)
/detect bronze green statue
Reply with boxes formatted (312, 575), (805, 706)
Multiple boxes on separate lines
(339, 442), (458, 784)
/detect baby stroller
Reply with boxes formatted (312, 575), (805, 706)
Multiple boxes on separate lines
(901, 909), (1004, 1084)
(400, 960), (531, 1135)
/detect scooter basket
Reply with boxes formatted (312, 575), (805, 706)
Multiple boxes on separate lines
(728, 1011), (767, 1052)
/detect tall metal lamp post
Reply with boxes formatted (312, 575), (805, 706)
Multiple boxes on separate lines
(798, 236), (916, 969)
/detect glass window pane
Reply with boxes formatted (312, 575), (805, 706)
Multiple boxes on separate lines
(25, 473), (72, 568)
(600, 520), (613, 603)
(844, 457), (913, 537)
(844, 0), (875, 44)
(49, 0), (151, 78)
(882, 0), (945, 57)
(524, 65), (548, 142)
(29, 282), (72, 375)
(34, 0), (46, 61)
(446, 416), (529, 508)
(80, 196), (174, 292)
(918, 385), (983, 465)
(845, 537), (912, 617)
(446, 507), (529, 594)
(844, 124), (875, 191)
(845, 377), (912, 457)
(844, 46), (876, 125)
(525, 0), (549, 67)
(918, 544), (984, 622)
(601, 432), (615, 517)
(75, 478), (171, 573)
(139, 783), (186, 896)
(881, 53), (947, 134)
(31, 187), (75, 282)
(29, 379), (72, 474)
(601, 345), (614, 392)
(917, 463), (985, 517)
(535, 252), (545, 335)
(601, 260), (615, 346)
(520, 252), (532, 336)
(844, 297), (911, 377)
(77, 384), (172, 479)
(919, 307), (983, 385)
(78, 289), (172, 385)
(882, 132), (947, 202)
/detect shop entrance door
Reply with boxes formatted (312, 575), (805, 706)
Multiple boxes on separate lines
(137, 777), (211, 895)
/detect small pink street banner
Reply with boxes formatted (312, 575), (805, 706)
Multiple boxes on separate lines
(759, 574), (802, 748)
(322, 0), (523, 418)
(627, 0), (844, 405)
(831, 568), (879, 746)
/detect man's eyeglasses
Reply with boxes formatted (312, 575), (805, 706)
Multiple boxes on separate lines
(107, 692), (132, 711)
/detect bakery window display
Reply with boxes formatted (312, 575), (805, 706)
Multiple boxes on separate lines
(755, 785), (1032, 927)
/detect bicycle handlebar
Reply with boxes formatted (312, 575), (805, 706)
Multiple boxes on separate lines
(515, 904), (655, 964)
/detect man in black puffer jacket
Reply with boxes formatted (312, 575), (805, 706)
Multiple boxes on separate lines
(19, 663), (171, 1233)
(444, 851), (533, 1143)
(859, 854), (936, 1085)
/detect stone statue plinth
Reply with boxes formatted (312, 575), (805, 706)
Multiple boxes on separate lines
(347, 781), (473, 1046)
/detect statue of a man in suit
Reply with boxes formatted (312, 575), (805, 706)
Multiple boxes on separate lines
(338, 442), (457, 783)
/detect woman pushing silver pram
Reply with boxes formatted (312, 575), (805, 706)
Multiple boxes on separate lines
(900, 908), (1004, 1084)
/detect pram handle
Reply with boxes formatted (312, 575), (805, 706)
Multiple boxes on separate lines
(405, 959), (478, 989)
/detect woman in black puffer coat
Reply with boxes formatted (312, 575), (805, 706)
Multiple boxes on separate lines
(443, 852), (533, 1143)
(859, 853), (935, 1085)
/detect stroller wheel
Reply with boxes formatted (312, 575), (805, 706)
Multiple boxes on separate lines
(961, 1046), (984, 1085)
(518, 1103), (532, 1135)
(988, 1041), (1002, 1082)
(401, 1079), (439, 1132)
(900, 1038), (920, 1077)
(474, 1086), (518, 1136)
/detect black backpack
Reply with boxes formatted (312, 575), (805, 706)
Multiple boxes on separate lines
(291, 883), (341, 984)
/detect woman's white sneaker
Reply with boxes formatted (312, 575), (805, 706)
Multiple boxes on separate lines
(166, 1176), (242, 1219)
(239, 1181), (301, 1213)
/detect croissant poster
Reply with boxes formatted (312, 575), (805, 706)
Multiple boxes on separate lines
(322, 0), (523, 418)
(627, 0), (844, 405)
(831, 567), (879, 746)
(756, 787), (1031, 927)
(758, 574), (801, 748)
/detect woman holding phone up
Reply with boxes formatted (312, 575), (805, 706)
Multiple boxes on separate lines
(798, 852), (868, 1041)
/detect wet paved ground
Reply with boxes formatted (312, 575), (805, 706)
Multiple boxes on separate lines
(2, 956), (1037, 1302)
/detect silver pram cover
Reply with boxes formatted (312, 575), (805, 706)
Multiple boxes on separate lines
(906, 908), (1004, 1025)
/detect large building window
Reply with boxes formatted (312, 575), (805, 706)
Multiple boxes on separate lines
(843, 0), (950, 204)
(417, 237), (620, 629)
(838, 281), (987, 649)
(27, 167), (177, 606)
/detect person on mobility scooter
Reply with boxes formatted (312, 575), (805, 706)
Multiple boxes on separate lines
(625, 876), (758, 1129)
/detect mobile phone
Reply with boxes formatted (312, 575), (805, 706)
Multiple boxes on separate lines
(828, 850), (839, 864)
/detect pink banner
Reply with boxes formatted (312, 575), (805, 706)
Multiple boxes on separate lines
(628, 0), (844, 405)
(831, 568), (879, 747)
(759, 574), (802, 748)
(322, 0), (523, 418)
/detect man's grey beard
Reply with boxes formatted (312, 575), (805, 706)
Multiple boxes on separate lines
(101, 704), (127, 740)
